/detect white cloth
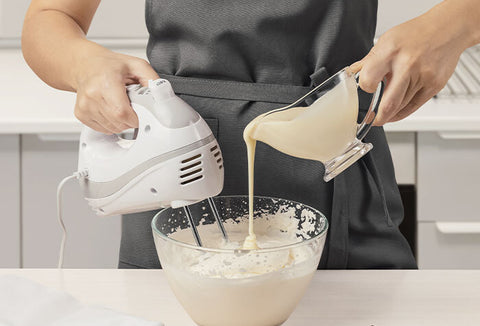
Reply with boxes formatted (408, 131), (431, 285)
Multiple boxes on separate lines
(0, 275), (164, 326)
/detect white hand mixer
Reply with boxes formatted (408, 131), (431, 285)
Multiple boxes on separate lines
(57, 79), (227, 267)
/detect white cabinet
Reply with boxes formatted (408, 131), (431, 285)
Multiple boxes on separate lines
(418, 222), (480, 269)
(417, 131), (480, 269)
(0, 135), (20, 267)
(418, 132), (480, 222)
(21, 134), (121, 268)
(0, 0), (147, 39)
(385, 132), (416, 185)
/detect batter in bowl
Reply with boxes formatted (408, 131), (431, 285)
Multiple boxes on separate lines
(157, 206), (325, 326)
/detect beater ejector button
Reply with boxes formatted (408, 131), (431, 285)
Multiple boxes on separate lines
(149, 78), (175, 101)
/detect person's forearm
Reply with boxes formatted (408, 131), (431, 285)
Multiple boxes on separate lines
(22, 5), (105, 92)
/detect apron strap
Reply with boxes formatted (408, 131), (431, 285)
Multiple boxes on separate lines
(161, 74), (315, 104)
(325, 172), (350, 269)
(364, 152), (393, 226)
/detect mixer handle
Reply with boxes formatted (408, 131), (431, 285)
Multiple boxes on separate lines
(355, 73), (385, 141)
(79, 104), (160, 156)
(80, 125), (122, 145)
(80, 79), (201, 154)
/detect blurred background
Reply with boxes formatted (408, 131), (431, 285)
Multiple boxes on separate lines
(1, 0), (480, 269)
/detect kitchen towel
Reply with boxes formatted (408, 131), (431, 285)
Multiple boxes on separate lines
(0, 275), (164, 326)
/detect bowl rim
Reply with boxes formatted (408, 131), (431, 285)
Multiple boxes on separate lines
(151, 195), (329, 254)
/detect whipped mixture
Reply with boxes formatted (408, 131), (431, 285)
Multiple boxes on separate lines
(168, 208), (317, 278)
(159, 210), (323, 326)
(242, 75), (357, 249)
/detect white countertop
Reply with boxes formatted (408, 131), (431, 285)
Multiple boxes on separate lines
(1, 48), (480, 134)
(1, 269), (479, 326)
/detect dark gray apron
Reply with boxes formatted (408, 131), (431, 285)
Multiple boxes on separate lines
(118, 0), (416, 269)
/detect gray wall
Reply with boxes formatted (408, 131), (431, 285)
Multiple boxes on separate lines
(377, 0), (443, 36)
(0, 0), (147, 39)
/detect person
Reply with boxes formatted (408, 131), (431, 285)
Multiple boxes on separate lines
(22, 0), (480, 269)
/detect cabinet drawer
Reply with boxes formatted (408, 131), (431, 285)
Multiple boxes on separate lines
(418, 221), (480, 269)
(418, 132), (480, 222)
(385, 132), (416, 185)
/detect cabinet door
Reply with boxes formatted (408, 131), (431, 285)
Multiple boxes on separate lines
(0, 135), (20, 267)
(418, 132), (480, 222)
(385, 132), (416, 185)
(21, 134), (121, 268)
(0, 0), (147, 38)
(418, 222), (480, 269)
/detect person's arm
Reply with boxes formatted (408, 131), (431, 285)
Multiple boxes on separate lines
(352, 0), (480, 126)
(22, 0), (159, 133)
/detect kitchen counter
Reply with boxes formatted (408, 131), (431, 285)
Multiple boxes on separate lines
(0, 269), (479, 325)
(1, 49), (480, 134)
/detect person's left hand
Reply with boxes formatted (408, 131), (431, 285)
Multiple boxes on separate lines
(351, 2), (475, 126)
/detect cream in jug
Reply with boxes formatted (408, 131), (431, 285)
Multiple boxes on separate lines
(242, 72), (363, 249)
(245, 73), (358, 162)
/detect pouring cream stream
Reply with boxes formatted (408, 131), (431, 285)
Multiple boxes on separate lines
(242, 75), (358, 249)
(243, 130), (259, 249)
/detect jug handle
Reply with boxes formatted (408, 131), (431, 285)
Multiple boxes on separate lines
(356, 73), (385, 141)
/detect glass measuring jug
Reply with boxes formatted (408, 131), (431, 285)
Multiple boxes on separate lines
(244, 67), (384, 182)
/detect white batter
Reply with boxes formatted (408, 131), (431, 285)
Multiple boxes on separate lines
(158, 210), (324, 326)
(242, 73), (358, 249)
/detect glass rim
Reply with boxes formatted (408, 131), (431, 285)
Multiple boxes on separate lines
(264, 66), (352, 117)
(151, 195), (329, 254)
(294, 66), (351, 103)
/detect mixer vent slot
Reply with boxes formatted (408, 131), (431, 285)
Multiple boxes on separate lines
(182, 154), (202, 164)
(180, 153), (203, 185)
(210, 147), (223, 169)
(180, 168), (202, 179)
(211, 147), (223, 167)
(181, 175), (203, 185)
(180, 161), (201, 171)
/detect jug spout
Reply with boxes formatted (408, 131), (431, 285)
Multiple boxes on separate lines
(243, 116), (262, 143)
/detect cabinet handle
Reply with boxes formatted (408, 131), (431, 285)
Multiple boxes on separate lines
(436, 222), (480, 234)
(37, 133), (79, 142)
(438, 131), (480, 140)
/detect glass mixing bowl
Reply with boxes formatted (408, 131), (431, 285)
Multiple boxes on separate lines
(152, 195), (328, 326)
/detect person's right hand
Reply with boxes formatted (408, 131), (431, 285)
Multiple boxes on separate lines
(73, 47), (159, 134)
